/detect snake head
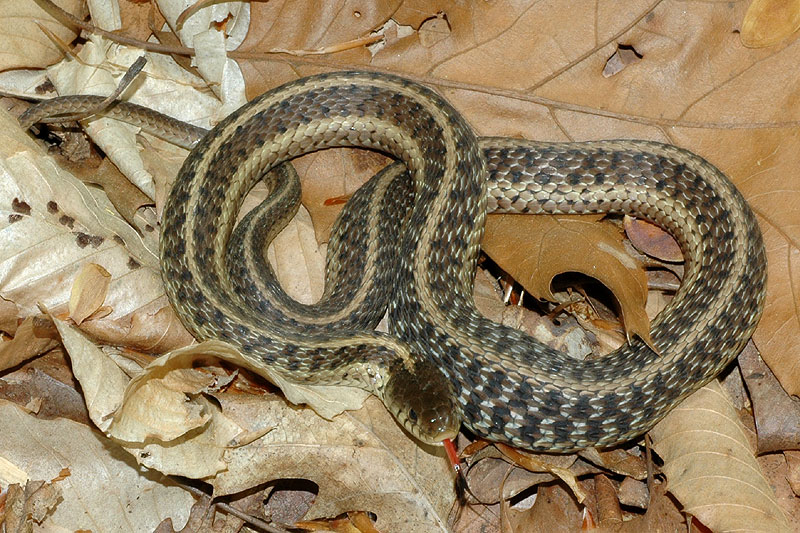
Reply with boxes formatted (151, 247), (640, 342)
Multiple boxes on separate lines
(382, 358), (461, 445)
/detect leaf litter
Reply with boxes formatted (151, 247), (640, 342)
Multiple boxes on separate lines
(1, 0), (799, 531)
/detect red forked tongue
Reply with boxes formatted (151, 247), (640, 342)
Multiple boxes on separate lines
(443, 438), (460, 473)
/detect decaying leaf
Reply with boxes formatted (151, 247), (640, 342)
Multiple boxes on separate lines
(1, 479), (63, 532)
(0, 106), (162, 329)
(624, 216), (683, 263)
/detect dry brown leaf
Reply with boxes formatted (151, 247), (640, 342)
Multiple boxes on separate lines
(483, 214), (650, 345)
(295, 148), (391, 242)
(739, 344), (800, 453)
(82, 158), (153, 228)
(119, 0), (167, 43)
(617, 477), (649, 509)
(650, 380), (791, 532)
(0, 316), (57, 372)
(786, 451), (800, 497)
(495, 443), (585, 503)
(614, 481), (686, 532)
(623, 217), (683, 263)
(751, 210), (800, 395)
(0, 354), (91, 425)
(464, 456), (553, 505)
(594, 474), (623, 527)
(577, 448), (647, 480)
(757, 453), (800, 526)
(502, 482), (582, 533)
(740, 0), (800, 48)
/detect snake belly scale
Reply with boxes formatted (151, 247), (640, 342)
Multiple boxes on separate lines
(21, 71), (767, 451)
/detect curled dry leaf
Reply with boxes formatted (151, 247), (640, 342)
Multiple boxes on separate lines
(51, 317), (130, 432)
(593, 473), (623, 527)
(495, 442), (585, 503)
(2, 479), (63, 532)
(68, 263), (112, 325)
(650, 380), (791, 532)
(577, 448), (647, 480)
(54, 318), (248, 478)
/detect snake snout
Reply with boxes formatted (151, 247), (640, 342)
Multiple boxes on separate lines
(382, 358), (461, 445)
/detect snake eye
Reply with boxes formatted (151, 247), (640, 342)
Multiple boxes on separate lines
(408, 408), (418, 422)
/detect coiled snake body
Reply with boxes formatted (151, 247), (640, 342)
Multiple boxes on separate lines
(22, 71), (767, 451)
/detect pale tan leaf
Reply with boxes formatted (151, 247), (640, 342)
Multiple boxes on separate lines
(53, 322), (239, 477)
(46, 36), (219, 200)
(740, 0), (800, 48)
(0, 105), (162, 323)
(0, 399), (193, 530)
(0, 0), (83, 71)
(0, 455), (28, 486)
(0, 295), (18, 334)
(51, 316), (129, 432)
(650, 381), (791, 532)
(266, 204), (326, 304)
(483, 214), (651, 345)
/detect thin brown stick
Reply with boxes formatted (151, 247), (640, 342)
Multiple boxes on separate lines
(179, 482), (291, 533)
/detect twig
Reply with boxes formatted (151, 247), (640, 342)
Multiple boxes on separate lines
(179, 482), (291, 533)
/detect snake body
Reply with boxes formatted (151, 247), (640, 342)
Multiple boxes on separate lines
(21, 71), (767, 451)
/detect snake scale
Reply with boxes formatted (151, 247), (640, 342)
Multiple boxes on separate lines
(20, 71), (767, 452)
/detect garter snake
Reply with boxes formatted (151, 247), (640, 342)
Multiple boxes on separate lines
(20, 71), (767, 451)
